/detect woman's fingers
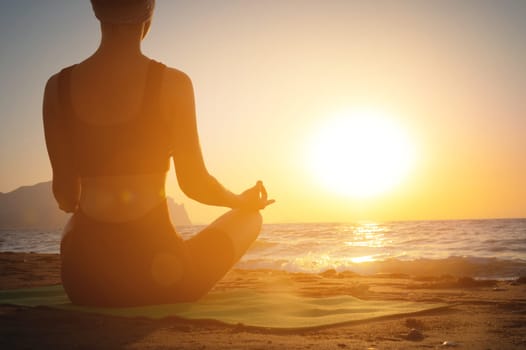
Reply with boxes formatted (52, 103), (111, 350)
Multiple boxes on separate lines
(264, 199), (275, 206)
(257, 182), (274, 209)
(239, 181), (274, 210)
(258, 181), (268, 201)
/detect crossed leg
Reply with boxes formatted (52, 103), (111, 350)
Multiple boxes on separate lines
(177, 209), (262, 301)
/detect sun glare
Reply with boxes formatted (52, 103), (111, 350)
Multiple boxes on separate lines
(307, 108), (416, 198)
(350, 255), (377, 264)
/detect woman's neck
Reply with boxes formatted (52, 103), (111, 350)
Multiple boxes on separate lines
(95, 23), (145, 61)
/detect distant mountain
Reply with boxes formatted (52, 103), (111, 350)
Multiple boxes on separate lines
(0, 181), (191, 229)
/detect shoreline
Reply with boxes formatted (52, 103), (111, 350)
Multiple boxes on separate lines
(3, 248), (526, 280)
(1, 252), (526, 349)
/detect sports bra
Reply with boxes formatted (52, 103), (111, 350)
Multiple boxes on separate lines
(57, 60), (172, 176)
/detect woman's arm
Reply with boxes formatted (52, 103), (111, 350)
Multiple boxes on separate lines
(168, 69), (274, 210)
(168, 69), (240, 208)
(42, 74), (81, 213)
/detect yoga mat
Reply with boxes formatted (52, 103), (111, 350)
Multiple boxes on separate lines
(0, 285), (447, 329)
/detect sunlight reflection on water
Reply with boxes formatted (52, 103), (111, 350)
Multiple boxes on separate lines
(350, 255), (376, 264)
(344, 222), (388, 249)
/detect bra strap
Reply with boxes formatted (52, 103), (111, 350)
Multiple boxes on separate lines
(56, 65), (79, 172)
(57, 65), (77, 125)
(141, 60), (166, 115)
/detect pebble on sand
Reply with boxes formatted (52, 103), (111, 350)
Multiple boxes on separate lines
(441, 340), (459, 347)
(406, 328), (424, 341)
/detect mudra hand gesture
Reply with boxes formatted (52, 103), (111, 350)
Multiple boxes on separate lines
(236, 181), (275, 210)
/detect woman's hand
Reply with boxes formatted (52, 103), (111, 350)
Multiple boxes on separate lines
(235, 181), (275, 210)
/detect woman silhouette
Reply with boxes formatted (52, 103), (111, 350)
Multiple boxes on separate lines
(43, 0), (273, 306)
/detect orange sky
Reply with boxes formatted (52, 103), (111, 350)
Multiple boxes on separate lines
(0, 1), (525, 223)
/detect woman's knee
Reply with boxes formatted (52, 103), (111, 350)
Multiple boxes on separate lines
(209, 208), (262, 234)
(233, 209), (263, 229)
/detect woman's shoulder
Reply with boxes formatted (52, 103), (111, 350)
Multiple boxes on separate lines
(161, 64), (193, 89)
(44, 64), (77, 102)
(156, 63), (196, 123)
(158, 64), (195, 105)
(43, 70), (64, 118)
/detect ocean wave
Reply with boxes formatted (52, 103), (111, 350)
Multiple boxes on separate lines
(2, 219), (525, 279)
(236, 256), (526, 279)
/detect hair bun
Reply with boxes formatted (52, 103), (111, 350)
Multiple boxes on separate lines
(91, 0), (155, 24)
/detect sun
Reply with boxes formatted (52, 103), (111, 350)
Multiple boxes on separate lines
(307, 108), (416, 198)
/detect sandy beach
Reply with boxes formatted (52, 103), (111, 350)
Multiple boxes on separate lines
(1, 251), (525, 349)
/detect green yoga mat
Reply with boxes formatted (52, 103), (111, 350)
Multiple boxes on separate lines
(0, 285), (446, 330)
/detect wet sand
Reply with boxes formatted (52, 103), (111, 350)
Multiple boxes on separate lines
(1, 252), (525, 349)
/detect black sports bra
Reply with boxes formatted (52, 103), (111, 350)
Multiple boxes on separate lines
(57, 60), (172, 176)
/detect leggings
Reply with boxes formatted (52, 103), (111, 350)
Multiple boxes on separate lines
(61, 201), (260, 307)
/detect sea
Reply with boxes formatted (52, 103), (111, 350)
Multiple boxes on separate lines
(1, 219), (525, 280)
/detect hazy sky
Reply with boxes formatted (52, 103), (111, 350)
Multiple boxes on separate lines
(1, 0), (525, 223)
